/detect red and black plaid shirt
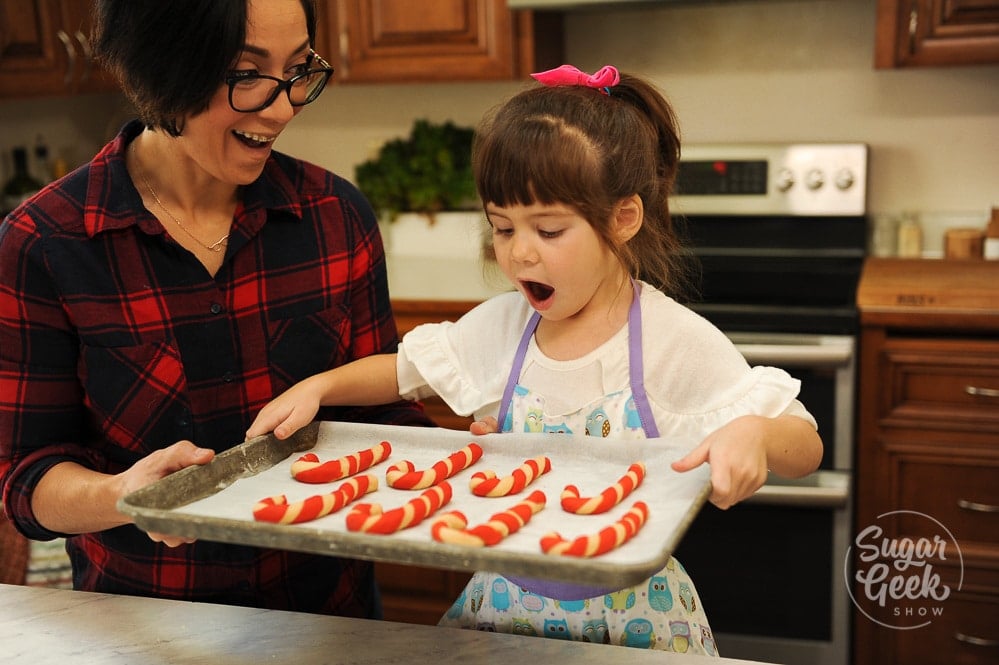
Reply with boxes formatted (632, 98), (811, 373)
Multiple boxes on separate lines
(0, 120), (430, 614)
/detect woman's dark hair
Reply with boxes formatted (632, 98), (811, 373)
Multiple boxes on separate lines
(92, 0), (317, 136)
(473, 72), (696, 300)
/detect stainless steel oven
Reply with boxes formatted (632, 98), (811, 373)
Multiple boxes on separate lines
(669, 144), (868, 665)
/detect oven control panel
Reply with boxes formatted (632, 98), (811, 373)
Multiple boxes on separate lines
(673, 143), (868, 217)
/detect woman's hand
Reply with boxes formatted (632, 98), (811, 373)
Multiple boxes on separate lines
(670, 415), (771, 510)
(34, 441), (215, 546)
(246, 375), (326, 440)
(117, 441), (215, 547)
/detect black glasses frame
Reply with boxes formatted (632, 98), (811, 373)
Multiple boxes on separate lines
(225, 51), (333, 113)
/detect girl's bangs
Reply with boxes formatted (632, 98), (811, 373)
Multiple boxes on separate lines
(476, 118), (602, 210)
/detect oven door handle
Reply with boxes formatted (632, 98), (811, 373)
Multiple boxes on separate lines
(745, 471), (851, 508)
(734, 343), (853, 368)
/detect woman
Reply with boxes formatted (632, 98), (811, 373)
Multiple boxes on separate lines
(0, 0), (429, 616)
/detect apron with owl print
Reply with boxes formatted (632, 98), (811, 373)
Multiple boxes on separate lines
(437, 284), (719, 655)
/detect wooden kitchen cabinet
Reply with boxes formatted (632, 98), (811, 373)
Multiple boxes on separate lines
(853, 259), (999, 665)
(875, 0), (999, 67)
(314, 0), (562, 83)
(0, 0), (116, 99)
(376, 298), (480, 624)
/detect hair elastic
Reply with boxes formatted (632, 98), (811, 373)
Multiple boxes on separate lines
(530, 64), (620, 95)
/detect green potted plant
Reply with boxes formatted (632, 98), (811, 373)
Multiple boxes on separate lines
(355, 119), (485, 261)
(355, 118), (478, 223)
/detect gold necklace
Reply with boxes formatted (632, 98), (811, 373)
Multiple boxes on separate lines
(131, 143), (230, 253)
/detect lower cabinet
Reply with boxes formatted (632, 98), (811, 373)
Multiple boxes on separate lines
(854, 259), (999, 664)
(376, 562), (472, 625)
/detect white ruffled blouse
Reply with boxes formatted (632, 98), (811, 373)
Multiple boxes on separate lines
(396, 281), (816, 441)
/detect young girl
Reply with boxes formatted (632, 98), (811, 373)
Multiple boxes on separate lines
(247, 64), (822, 654)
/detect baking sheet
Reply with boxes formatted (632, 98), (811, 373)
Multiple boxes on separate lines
(120, 421), (711, 588)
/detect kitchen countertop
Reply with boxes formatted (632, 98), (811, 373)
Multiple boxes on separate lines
(0, 583), (774, 664)
(386, 255), (509, 302)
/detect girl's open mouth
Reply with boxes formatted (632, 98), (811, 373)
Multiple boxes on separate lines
(522, 280), (555, 306)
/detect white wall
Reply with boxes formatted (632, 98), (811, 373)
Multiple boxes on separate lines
(2, 0), (996, 251)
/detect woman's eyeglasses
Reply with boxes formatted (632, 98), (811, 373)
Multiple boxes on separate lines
(225, 51), (333, 113)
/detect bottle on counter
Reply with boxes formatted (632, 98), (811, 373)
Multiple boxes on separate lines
(2, 147), (44, 217)
(985, 207), (999, 260)
(896, 212), (923, 258)
(33, 134), (52, 185)
(52, 156), (69, 181)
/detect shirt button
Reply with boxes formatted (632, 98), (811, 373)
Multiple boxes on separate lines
(210, 303), (224, 315)
(223, 372), (236, 383)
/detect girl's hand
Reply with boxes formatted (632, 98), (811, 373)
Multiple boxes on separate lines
(670, 415), (770, 510)
(246, 376), (325, 440)
(469, 416), (500, 436)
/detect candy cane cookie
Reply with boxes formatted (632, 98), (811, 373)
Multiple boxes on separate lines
(253, 474), (377, 525)
(385, 443), (482, 490)
(346, 481), (453, 534)
(290, 441), (392, 484)
(560, 462), (646, 515)
(468, 455), (552, 497)
(540, 501), (649, 557)
(431, 490), (547, 547)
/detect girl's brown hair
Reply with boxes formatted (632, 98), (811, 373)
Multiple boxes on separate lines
(473, 72), (696, 300)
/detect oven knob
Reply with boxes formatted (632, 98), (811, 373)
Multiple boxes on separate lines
(805, 168), (825, 190)
(834, 168), (855, 190)
(775, 168), (795, 192)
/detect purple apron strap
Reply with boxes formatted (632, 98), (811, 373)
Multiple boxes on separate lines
(628, 280), (660, 438)
(495, 310), (540, 433)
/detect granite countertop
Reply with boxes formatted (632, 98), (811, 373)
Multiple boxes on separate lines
(0, 583), (774, 664)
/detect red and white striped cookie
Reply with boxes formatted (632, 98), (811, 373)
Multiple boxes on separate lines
(290, 441), (392, 484)
(253, 474), (377, 525)
(468, 455), (552, 497)
(346, 481), (453, 534)
(540, 501), (649, 557)
(431, 490), (547, 547)
(385, 443), (482, 490)
(560, 462), (646, 514)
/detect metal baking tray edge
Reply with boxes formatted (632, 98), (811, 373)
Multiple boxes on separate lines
(118, 421), (711, 588)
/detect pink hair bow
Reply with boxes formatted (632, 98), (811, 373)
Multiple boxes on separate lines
(530, 64), (620, 94)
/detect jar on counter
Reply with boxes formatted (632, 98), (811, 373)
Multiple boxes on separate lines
(896, 213), (923, 258)
(869, 214), (898, 257)
(944, 228), (985, 259)
(985, 207), (999, 260)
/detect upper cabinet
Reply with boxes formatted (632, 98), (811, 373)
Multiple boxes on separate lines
(0, 0), (117, 99)
(875, 0), (999, 67)
(315, 0), (562, 83)
(0, 0), (560, 100)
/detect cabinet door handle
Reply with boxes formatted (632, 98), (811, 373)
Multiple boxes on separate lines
(56, 30), (77, 88)
(957, 499), (999, 513)
(75, 30), (93, 84)
(966, 385), (999, 398)
(907, 2), (919, 55)
(954, 632), (999, 647)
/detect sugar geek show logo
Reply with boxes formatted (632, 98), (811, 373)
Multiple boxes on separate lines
(845, 510), (963, 630)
